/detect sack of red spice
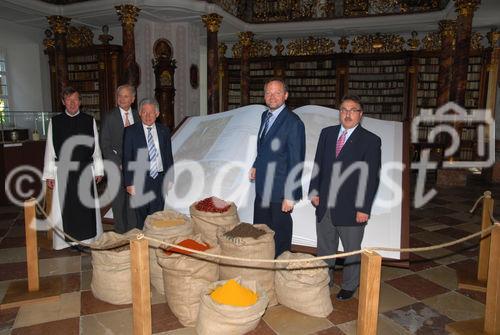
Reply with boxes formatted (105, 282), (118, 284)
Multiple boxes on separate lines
(157, 234), (220, 327)
(189, 197), (239, 245)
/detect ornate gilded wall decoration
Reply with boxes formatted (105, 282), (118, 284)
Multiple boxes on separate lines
(67, 26), (94, 48)
(487, 29), (500, 48)
(407, 31), (420, 50)
(338, 36), (349, 52)
(275, 37), (284, 56)
(115, 4), (141, 29)
(287, 36), (335, 56)
(201, 13), (223, 33)
(369, 0), (400, 14)
(470, 32), (484, 50)
(251, 0), (335, 22)
(43, 29), (55, 50)
(422, 31), (441, 51)
(231, 39), (272, 58)
(344, 0), (369, 16)
(219, 42), (228, 58)
(351, 33), (404, 53)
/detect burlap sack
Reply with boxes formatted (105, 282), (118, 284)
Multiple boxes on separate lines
(275, 251), (333, 317)
(156, 234), (220, 327)
(196, 278), (269, 335)
(217, 224), (277, 306)
(143, 210), (194, 295)
(90, 229), (141, 305)
(189, 200), (239, 245)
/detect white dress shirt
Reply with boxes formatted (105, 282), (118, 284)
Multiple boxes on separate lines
(119, 107), (134, 127)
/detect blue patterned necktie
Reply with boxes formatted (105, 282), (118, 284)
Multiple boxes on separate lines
(147, 127), (158, 179)
(260, 111), (272, 139)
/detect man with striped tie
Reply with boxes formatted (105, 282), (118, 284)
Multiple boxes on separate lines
(122, 98), (174, 229)
(309, 95), (381, 301)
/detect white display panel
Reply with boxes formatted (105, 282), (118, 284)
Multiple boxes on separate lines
(170, 105), (403, 259)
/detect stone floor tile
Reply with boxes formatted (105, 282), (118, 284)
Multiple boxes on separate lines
(13, 291), (80, 328)
(80, 289), (131, 315)
(151, 302), (184, 334)
(246, 320), (276, 335)
(328, 296), (358, 325)
(0, 262), (27, 281)
(380, 266), (413, 282)
(411, 231), (456, 245)
(422, 291), (484, 321)
(384, 302), (453, 335)
(0, 307), (18, 332)
(163, 327), (197, 335)
(151, 286), (166, 305)
(37, 247), (79, 260)
(378, 282), (417, 313)
(81, 255), (92, 272)
(263, 305), (333, 335)
(455, 288), (486, 304)
(337, 314), (411, 335)
(433, 216), (467, 226)
(413, 248), (467, 266)
(81, 271), (92, 291)
(0, 280), (13, 302)
(10, 317), (79, 335)
(39, 256), (81, 277)
(446, 259), (478, 278)
(417, 265), (458, 290)
(0, 248), (25, 265)
(454, 222), (482, 233)
(409, 253), (440, 272)
(313, 325), (345, 334)
(435, 227), (473, 239)
(0, 237), (25, 249)
(419, 224), (450, 232)
(81, 308), (133, 335)
(386, 274), (449, 300)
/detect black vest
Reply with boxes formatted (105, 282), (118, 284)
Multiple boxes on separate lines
(52, 112), (95, 164)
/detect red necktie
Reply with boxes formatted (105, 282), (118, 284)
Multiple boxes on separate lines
(336, 130), (347, 157)
(124, 112), (130, 127)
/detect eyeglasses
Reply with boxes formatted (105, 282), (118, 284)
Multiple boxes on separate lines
(340, 108), (362, 114)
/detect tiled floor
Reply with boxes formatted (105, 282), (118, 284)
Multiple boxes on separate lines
(0, 177), (499, 334)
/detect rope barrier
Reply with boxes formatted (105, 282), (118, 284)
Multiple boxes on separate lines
(32, 195), (499, 266)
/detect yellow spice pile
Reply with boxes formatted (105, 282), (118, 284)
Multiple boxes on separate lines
(210, 279), (258, 307)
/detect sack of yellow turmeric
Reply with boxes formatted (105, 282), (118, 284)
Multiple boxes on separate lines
(217, 223), (277, 306)
(144, 209), (193, 295)
(156, 234), (220, 327)
(196, 278), (269, 335)
(275, 251), (333, 317)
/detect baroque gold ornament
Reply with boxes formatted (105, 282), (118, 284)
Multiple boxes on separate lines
(115, 4), (141, 28)
(287, 36), (335, 56)
(202, 13), (223, 33)
(46, 16), (71, 35)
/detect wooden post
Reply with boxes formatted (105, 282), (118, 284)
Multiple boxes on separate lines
(447, 224), (500, 334)
(478, 191), (494, 282)
(357, 250), (382, 335)
(24, 198), (39, 292)
(130, 238), (151, 335)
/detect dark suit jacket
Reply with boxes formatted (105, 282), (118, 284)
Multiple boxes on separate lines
(253, 106), (306, 203)
(100, 107), (140, 167)
(122, 122), (174, 188)
(308, 124), (381, 226)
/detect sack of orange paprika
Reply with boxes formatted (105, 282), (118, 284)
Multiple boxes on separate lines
(156, 234), (220, 327)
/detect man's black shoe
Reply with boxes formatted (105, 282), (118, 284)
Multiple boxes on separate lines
(336, 289), (355, 301)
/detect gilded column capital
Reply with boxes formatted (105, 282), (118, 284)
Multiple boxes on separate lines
(218, 42), (227, 58)
(43, 29), (55, 50)
(454, 0), (480, 16)
(115, 4), (141, 29)
(338, 36), (349, 52)
(487, 29), (500, 48)
(238, 31), (254, 47)
(202, 13), (223, 33)
(438, 20), (455, 39)
(46, 16), (71, 35)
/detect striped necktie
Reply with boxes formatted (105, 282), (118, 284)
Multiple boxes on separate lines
(336, 130), (348, 157)
(124, 111), (130, 127)
(147, 127), (158, 179)
(260, 111), (272, 139)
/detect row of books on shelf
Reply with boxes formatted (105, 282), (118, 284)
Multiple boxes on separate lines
(291, 92), (335, 98)
(288, 86), (335, 92)
(349, 59), (406, 67)
(68, 63), (98, 71)
(286, 70), (335, 77)
(80, 93), (100, 106)
(70, 81), (99, 91)
(417, 90), (437, 98)
(249, 62), (272, 70)
(67, 55), (98, 63)
(458, 147), (476, 161)
(68, 71), (99, 80)
(467, 73), (481, 81)
(465, 100), (479, 108)
(349, 88), (404, 96)
(468, 64), (482, 72)
(286, 78), (336, 85)
(250, 70), (274, 76)
(418, 65), (439, 73)
(349, 81), (404, 89)
(363, 104), (402, 113)
(349, 73), (406, 81)
(418, 82), (438, 90)
(418, 58), (439, 65)
(418, 73), (439, 82)
(465, 90), (480, 99)
(359, 96), (404, 103)
(466, 81), (481, 90)
(349, 66), (406, 74)
(417, 97), (437, 107)
(288, 60), (333, 69)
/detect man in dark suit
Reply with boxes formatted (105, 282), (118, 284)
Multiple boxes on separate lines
(100, 84), (139, 233)
(122, 98), (174, 228)
(309, 95), (381, 301)
(249, 78), (306, 258)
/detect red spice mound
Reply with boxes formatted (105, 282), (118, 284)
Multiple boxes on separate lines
(165, 239), (210, 255)
(195, 196), (231, 213)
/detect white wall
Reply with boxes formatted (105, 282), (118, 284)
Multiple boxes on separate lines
(135, 19), (202, 127)
(0, 19), (50, 112)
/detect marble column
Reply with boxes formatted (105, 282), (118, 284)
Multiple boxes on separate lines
(116, 4), (141, 88)
(47, 15), (70, 112)
(202, 13), (223, 115)
(219, 42), (228, 112)
(239, 31), (254, 106)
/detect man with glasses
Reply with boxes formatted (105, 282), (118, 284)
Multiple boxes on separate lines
(309, 95), (381, 301)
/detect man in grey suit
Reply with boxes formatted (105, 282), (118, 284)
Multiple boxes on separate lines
(100, 84), (139, 233)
